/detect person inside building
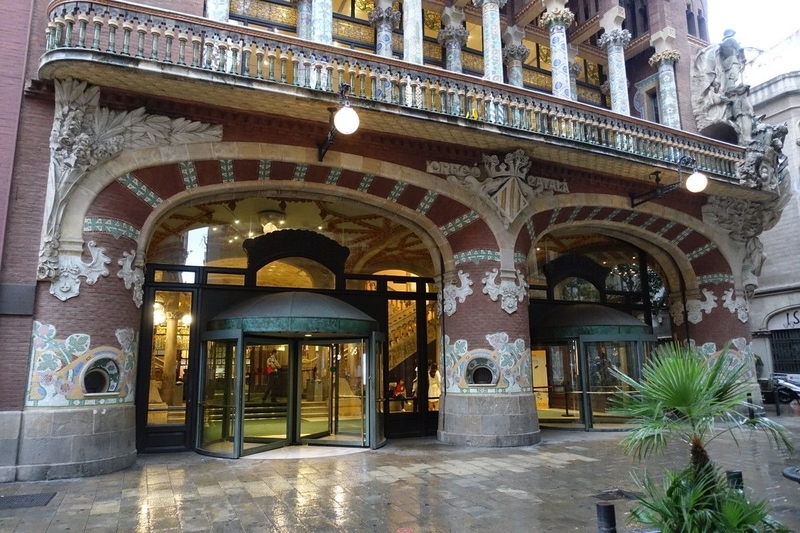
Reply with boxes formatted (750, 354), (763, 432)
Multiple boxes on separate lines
(428, 365), (441, 410)
(262, 350), (281, 403)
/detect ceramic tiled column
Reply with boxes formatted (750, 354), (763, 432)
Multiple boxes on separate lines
(403, 0), (423, 64)
(472, 0), (507, 83)
(205, 0), (229, 22)
(438, 6), (468, 73)
(502, 26), (529, 88)
(539, 2), (574, 99)
(649, 28), (682, 129)
(369, 0), (401, 58)
(293, 0), (313, 40)
(311, 0), (333, 44)
(598, 7), (631, 114)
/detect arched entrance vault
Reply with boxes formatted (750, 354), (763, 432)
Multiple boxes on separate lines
(517, 193), (741, 293)
(55, 142), (517, 278)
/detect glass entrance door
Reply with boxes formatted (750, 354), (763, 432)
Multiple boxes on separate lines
(298, 340), (367, 446)
(242, 340), (290, 455)
(198, 337), (239, 457)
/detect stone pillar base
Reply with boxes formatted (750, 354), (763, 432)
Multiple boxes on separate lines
(438, 393), (541, 447)
(14, 404), (136, 481)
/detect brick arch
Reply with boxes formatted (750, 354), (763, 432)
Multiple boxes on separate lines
(513, 192), (740, 285)
(74, 143), (505, 277)
(524, 207), (736, 294)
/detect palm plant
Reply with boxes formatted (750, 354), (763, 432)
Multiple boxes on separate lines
(610, 342), (794, 532)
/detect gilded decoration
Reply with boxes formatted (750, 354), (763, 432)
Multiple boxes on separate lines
(26, 321), (137, 407)
(577, 86), (602, 104)
(523, 69), (551, 90)
(423, 10), (441, 31)
(443, 334), (532, 394)
(423, 41), (443, 61)
(538, 44), (551, 66)
(231, 0), (297, 26)
(334, 19), (375, 44)
(461, 51), (484, 74)
(586, 62), (600, 84)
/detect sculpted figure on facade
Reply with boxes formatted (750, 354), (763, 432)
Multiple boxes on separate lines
(703, 179), (791, 297)
(738, 122), (789, 193)
(691, 30), (755, 145)
(41, 79), (223, 301)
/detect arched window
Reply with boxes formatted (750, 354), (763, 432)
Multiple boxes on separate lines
(686, 4), (697, 37)
(698, 10), (708, 41)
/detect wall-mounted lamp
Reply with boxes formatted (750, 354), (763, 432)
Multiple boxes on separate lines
(317, 83), (359, 162)
(630, 155), (708, 207)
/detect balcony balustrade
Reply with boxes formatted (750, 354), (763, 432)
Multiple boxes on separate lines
(42, 0), (746, 185)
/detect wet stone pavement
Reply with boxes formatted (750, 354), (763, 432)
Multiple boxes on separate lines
(1, 414), (799, 532)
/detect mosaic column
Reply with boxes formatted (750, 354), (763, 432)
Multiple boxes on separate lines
(369, 0), (401, 58)
(502, 26), (529, 89)
(598, 7), (631, 114)
(649, 28), (681, 129)
(539, 4), (574, 99)
(311, 0), (333, 44)
(293, 0), (313, 40)
(205, 0), (229, 22)
(472, 0), (507, 83)
(403, 0), (423, 64)
(438, 6), (468, 73)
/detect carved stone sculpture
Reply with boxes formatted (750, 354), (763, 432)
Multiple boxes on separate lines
(439, 270), (473, 316)
(481, 268), (528, 314)
(691, 30), (754, 145)
(40, 79), (223, 300)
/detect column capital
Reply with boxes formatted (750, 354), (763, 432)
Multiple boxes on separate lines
(438, 24), (469, 47)
(568, 59), (582, 78)
(472, 0), (508, 10)
(503, 43), (530, 63)
(539, 8), (575, 29)
(598, 28), (631, 49)
(648, 49), (681, 67)
(368, 6), (401, 28)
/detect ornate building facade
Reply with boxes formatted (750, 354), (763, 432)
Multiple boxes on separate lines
(0, 0), (791, 480)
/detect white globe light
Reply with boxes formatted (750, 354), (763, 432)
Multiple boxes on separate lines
(685, 171), (708, 193)
(333, 105), (359, 135)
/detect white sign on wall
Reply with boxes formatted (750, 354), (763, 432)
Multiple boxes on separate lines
(767, 307), (800, 330)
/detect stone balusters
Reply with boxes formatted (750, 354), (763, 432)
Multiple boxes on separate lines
(438, 6), (468, 74)
(472, 0), (507, 83)
(502, 26), (529, 89)
(649, 27), (682, 129)
(597, 6), (631, 114)
(539, 1), (574, 100)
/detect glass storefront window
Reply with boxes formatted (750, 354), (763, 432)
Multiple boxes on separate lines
(147, 290), (194, 425)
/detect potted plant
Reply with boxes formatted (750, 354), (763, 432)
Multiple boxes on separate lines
(611, 342), (794, 532)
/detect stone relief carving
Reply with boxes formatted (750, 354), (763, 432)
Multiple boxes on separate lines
(722, 287), (749, 323)
(685, 288), (718, 324)
(737, 122), (789, 193)
(49, 241), (111, 302)
(117, 250), (145, 308)
(433, 150), (568, 227)
(439, 270), (473, 317)
(40, 78), (223, 300)
(703, 180), (790, 296)
(669, 299), (685, 326)
(481, 268), (528, 314)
